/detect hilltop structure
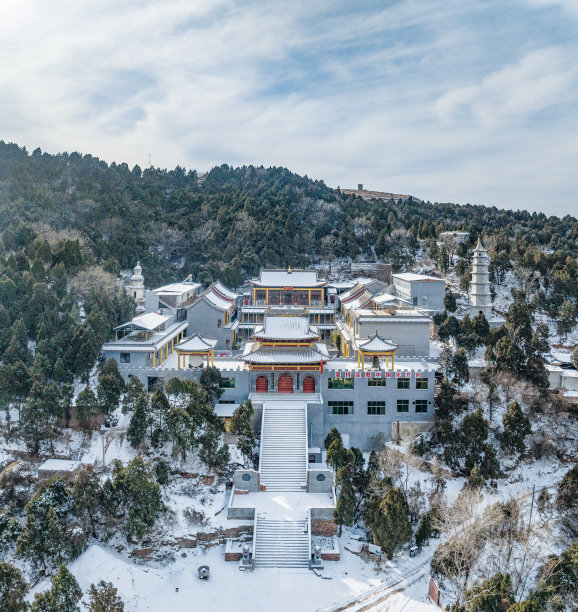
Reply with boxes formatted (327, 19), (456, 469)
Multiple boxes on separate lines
(469, 239), (493, 319)
(103, 268), (436, 449)
(128, 262), (146, 312)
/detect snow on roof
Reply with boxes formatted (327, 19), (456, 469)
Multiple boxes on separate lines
(175, 333), (217, 352)
(214, 403), (239, 418)
(154, 282), (201, 296)
(358, 332), (398, 352)
(339, 284), (367, 303)
(115, 312), (170, 331)
(201, 290), (234, 311)
(253, 316), (319, 340)
(38, 459), (82, 473)
(342, 290), (374, 311)
(252, 269), (325, 287)
(211, 281), (239, 301)
(373, 293), (409, 305)
(393, 273), (444, 283)
(242, 346), (326, 364)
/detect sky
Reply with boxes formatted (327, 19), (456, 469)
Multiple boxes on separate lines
(1, 0), (577, 216)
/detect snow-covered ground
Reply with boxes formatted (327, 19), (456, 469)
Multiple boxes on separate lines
(29, 540), (439, 612)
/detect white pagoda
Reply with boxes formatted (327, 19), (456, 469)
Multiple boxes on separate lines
(129, 261), (146, 312)
(469, 239), (492, 319)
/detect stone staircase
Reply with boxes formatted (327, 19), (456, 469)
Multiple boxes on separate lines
(259, 401), (307, 492)
(254, 518), (310, 568)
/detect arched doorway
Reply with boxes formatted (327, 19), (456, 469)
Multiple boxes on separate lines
(256, 376), (268, 393)
(277, 374), (294, 393)
(303, 376), (315, 393)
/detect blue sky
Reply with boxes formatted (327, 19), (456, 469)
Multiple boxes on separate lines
(1, 0), (577, 216)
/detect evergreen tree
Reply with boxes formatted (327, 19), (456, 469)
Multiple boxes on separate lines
(3, 318), (31, 366)
(414, 508), (438, 548)
(166, 405), (193, 460)
(471, 312), (490, 343)
(127, 394), (148, 449)
(75, 387), (99, 432)
(104, 458), (163, 541)
(324, 427), (342, 450)
(333, 467), (356, 536)
(199, 366), (223, 405)
(572, 346), (578, 370)
(122, 375), (146, 413)
(16, 479), (84, 571)
(501, 400), (532, 455)
(451, 348), (469, 389)
(231, 400), (257, 467)
(30, 564), (82, 612)
(444, 291), (457, 313)
(86, 580), (124, 612)
(434, 378), (457, 421)
(371, 487), (412, 559)
(70, 465), (102, 538)
(438, 316), (460, 342)
(149, 389), (171, 446)
(0, 562), (29, 612)
(460, 572), (515, 612)
(97, 359), (125, 414)
(326, 438), (349, 472)
(557, 299), (577, 339)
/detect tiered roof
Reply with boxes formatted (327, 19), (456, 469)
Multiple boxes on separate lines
(358, 332), (398, 353)
(250, 268), (326, 288)
(175, 332), (217, 352)
(253, 315), (319, 341)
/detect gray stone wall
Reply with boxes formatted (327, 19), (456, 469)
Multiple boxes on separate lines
(186, 299), (235, 349)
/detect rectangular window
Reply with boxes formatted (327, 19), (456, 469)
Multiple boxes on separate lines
(120, 352), (131, 363)
(367, 401), (386, 415)
(368, 378), (386, 387)
(397, 399), (409, 413)
(416, 378), (428, 390)
(397, 378), (410, 389)
(328, 377), (354, 390)
(219, 377), (235, 388)
(415, 400), (428, 413)
(328, 401), (353, 415)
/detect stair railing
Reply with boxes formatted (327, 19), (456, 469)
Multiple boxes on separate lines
(303, 402), (309, 490)
(258, 404), (266, 478)
(252, 515), (258, 568)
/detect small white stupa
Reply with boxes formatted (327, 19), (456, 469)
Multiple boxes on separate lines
(469, 239), (492, 319)
(129, 261), (146, 311)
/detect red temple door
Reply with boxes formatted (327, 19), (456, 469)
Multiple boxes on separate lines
(303, 376), (315, 393)
(277, 374), (294, 393)
(256, 376), (268, 393)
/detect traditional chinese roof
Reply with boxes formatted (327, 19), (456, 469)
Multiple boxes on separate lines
(253, 315), (319, 341)
(175, 332), (217, 352)
(251, 268), (326, 288)
(211, 281), (239, 302)
(241, 343), (328, 364)
(154, 282), (202, 296)
(196, 289), (234, 311)
(358, 332), (398, 353)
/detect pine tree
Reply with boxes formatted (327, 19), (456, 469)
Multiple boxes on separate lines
(127, 394), (148, 449)
(324, 427), (342, 450)
(167, 405), (193, 460)
(70, 465), (102, 538)
(122, 375), (146, 413)
(0, 562), (29, 612)
(97, 359), (125, 415)
(3, 318), (31, 366)
(326, 438), (349, 471)
(149, 389), (171, 447)
(76, 387), (99, 432)
(451, 348), (469, 389)
(501, 400), (532, 455)
(86, 580), (124, 612)
(444, 291), (457, 313)
(371, 487), (412, 559)
(467, 462), (484, 489)
(557, 299), (577, 340)
(231, 400), (256, 467)
(334, 467), (356, 536)
(30, 564), (82, 612)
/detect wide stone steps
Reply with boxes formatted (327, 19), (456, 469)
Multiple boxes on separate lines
(259, 400), (307, 492)
(254, 519), (310, 568)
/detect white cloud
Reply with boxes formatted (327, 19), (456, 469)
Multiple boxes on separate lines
(0, 0), (577, 215)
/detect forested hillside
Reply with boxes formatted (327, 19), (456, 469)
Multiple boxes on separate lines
(1, 141), (576, 291)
